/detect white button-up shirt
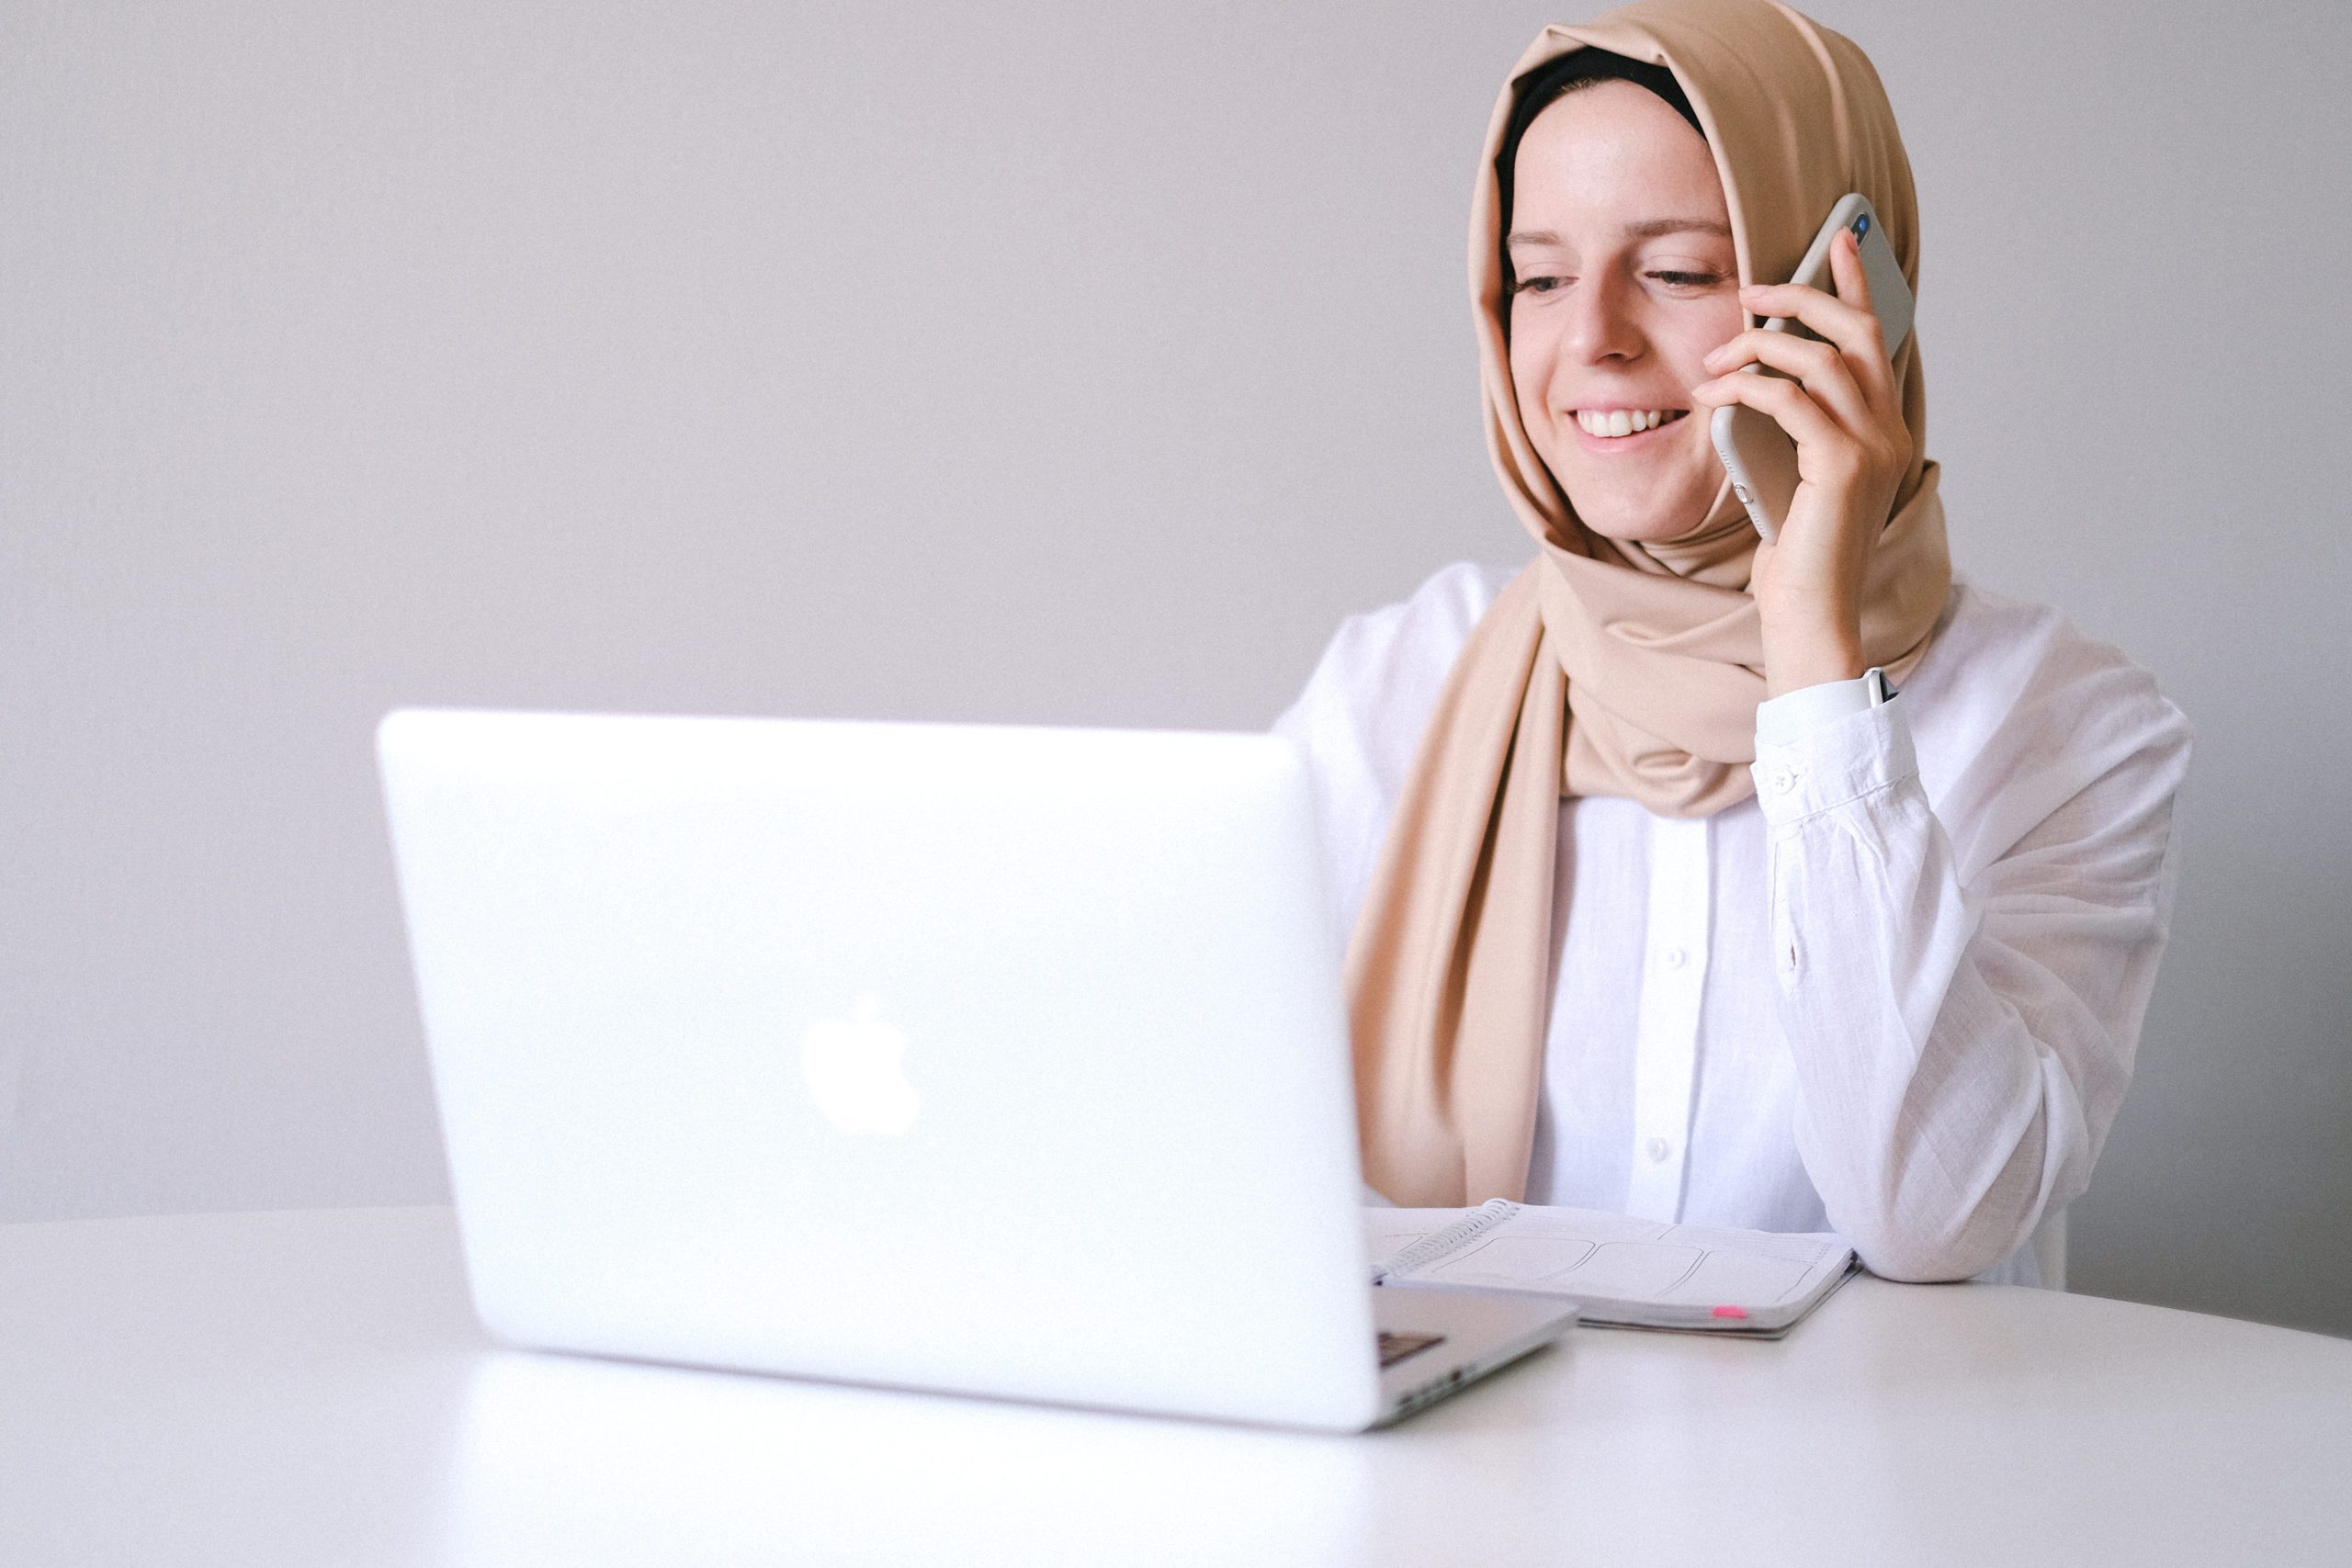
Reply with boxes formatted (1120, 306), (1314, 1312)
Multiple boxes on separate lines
(1275, 563), (2191, 1284)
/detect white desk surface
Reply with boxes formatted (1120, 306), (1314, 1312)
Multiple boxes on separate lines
(4, 1207), (2346, 1566)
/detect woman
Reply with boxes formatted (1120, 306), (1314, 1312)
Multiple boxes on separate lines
(1277, 0), (2190, 1284)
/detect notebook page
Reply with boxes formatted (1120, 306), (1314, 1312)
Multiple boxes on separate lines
(1364, 1212), (1448, 1270)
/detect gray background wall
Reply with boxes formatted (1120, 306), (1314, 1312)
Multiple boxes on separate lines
(5, 0), (2346, 1334)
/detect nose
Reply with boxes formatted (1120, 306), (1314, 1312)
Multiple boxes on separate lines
(1559, 265), (1645, 367)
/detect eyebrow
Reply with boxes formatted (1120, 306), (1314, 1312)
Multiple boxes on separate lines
(1506, 217), (1733, 249)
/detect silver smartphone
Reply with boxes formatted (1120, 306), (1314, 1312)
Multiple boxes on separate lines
(1711, 192), (1915, 542)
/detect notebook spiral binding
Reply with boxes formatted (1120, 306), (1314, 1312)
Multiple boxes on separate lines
(1372, 1198), (1522, 1283)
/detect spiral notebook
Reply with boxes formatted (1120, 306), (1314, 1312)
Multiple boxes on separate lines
(1366, 1201), (1858, 1338)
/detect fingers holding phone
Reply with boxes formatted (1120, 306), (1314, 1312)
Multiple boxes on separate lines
(1689, 196), (1917, 694)
(1697, 230), (1912, 519)
(1696, 195), (1914, 544)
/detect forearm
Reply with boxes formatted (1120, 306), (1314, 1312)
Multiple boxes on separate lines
(1754, 693), (2170, 1280)
(1770, 786), (2075, 1280)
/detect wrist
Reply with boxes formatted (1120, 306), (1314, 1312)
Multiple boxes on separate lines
(1758, 621), (1864, 698)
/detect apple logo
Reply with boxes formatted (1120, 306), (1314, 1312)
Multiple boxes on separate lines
(798, 994), (919, 1135)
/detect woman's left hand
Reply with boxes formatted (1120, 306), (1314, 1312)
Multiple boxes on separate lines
(1690, 227), (1912, 697)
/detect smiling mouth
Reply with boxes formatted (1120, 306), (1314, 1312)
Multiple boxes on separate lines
(1575, 408), (1689, 438)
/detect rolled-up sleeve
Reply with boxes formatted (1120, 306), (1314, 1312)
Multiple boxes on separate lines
(1750, 677), (2191, 1281)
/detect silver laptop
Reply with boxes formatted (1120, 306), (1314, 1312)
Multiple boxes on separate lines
(376, 708), (1574, 1431)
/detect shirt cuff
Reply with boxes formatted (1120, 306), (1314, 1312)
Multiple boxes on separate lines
(1755, 673), (1878, 748)
(1750, 690), (1917, 826)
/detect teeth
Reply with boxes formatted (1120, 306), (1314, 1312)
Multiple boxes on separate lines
(1577, 408), (1682, 437)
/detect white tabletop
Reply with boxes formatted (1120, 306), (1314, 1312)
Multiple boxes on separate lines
(3, 1206), (2346, 1566)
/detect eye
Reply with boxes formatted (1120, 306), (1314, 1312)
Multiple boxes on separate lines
(1648, 270), (1724, 288)
(1513, 275), (1570, 296)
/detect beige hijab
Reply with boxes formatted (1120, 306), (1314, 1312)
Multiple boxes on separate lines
(1346, 0), (1951, 1206)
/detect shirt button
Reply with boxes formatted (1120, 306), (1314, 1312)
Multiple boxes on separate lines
(1662, 946), (1689, 971)
(1645, 1136), (1671, 1163)
(1771, 768), (1799, 795)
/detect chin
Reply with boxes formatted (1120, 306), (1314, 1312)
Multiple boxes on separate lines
(1554, 479), (1712, 543)
(1545, 450), (1721, 544)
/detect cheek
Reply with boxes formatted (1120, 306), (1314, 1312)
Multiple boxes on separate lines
(1671, 308), (1744, 387)
(1507, 321), (1555, 425)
